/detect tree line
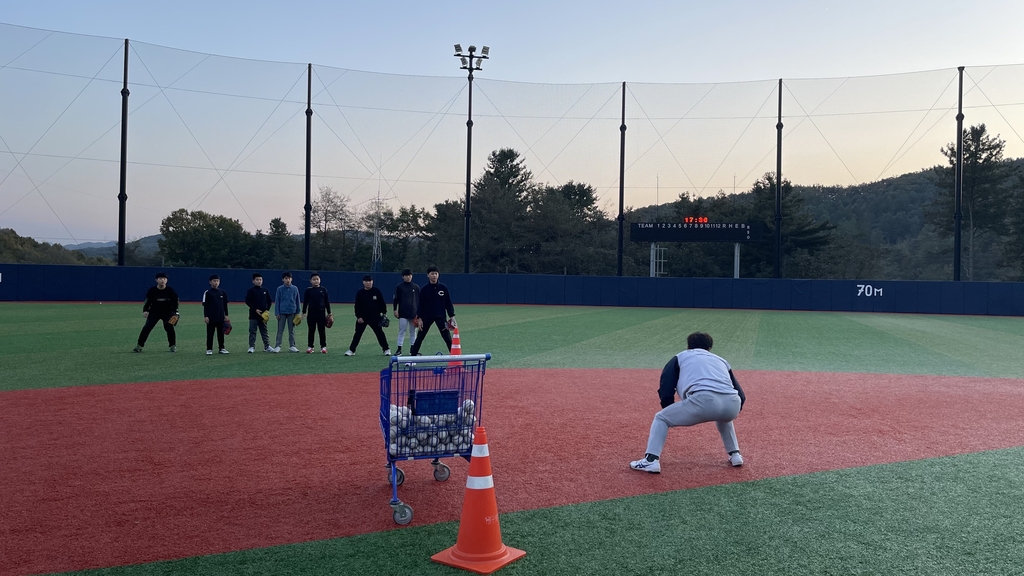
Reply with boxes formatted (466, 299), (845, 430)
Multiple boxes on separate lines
(4, 125), (1022, 281)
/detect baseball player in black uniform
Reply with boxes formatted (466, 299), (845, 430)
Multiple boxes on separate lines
(245, 272), (273, 353)
(392, 268), (420, 356)
(345, 274), (390, 356)
(409, 266), (456, 356)
(202, 274), (230, 355)
(302, 272), (332, 353)
(134, 272), (180, 352)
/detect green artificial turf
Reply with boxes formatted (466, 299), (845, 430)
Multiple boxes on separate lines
(58, 446), (1024, 576)
(2, 303), (1023, 391)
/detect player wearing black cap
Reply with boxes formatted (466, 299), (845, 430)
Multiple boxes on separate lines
(133, 272), (180, 352)
(344, 275), (390, 356)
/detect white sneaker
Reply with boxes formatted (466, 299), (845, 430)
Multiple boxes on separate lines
(344, 350), (355, 356)
(729, 452), (744, 467)
(265, 346), (274, 352)
(219, 349), (230, 354)
(383, 349), (391, 356)
(289, 346), (299, 353)
(271, 347), (281, 353)
(206, 350), (213, 355)
(629, 457), (661, 473)
(247, 347), (255, 354)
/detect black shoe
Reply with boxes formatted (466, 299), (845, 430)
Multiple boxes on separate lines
(395, 347), (402, 356)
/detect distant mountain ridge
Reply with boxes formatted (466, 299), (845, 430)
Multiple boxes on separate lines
(66, 234), (162, 259)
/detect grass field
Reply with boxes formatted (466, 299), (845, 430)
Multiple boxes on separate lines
(1, 302), (1023, 575)
(1, 302), (1023, 391)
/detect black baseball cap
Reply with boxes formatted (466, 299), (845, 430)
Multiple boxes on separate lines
(363, 275), (373, 281)
(402, 269), (412, 276)
(209, 274), (220, 281)
(154, 272), (167, 279)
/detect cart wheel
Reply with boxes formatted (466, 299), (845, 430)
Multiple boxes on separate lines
(433, 463), (451, 482)
(392, 467), (405, 486)
(392, 503), (413, 525)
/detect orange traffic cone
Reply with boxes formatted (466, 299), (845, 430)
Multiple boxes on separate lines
(448, 326), (463, 367)
(431, 427), (525, 574)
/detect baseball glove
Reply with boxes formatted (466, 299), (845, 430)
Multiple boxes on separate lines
(325, 314), (334, 329)
(446, 317), (457, 331)
(223, 319), (233, 335)
(378, 315), (390, 328)
(168, 313), (180, 326)
(412, 316), (422, 329)
(261, 310), (270, 324)
(293, 315), (302, 327)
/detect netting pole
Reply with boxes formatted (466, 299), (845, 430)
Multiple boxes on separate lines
(617, 81), (626, 277)
(774, 78), (783, 278)
(117, 39), (129, 266)
(304, 63), (312, 271)
(953, 66), (964, 281)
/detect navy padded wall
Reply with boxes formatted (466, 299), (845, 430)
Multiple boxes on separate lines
(790, 280), (812, 311)
(830, 280), (853, 312)
(712, 279), (733, 309)
(810, 280), (831, 311)
(1013, 283), (1024, 316)
(987, 282), (1012, 316)
(940, 282), (964, 314)
(564, 276), (584, 305)
(506, 274), (526, 304)
(0, 264), (18, 301)
(618, 277), (639, 307)
(769, 279), (790, 310)
(673, 278), (695, 308)
(693, 279), (713, 308)
(655, 277), (675, 307)
(750, 279), (771, 309)
(731, 279), (753, 309)
(894, 281), (918, 313)
(600, 276), (619, 306)
(963, 283), (989, 315)
(636, 277), (658, 307)
(916, 282), (942, 314)
(537, 276), (566, 305)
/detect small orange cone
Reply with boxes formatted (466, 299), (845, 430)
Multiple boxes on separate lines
(448, 326), (463, 367)
(431, 427), (525, 574)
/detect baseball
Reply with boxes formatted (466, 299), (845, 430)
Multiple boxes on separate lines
(389, 443), (397, 456)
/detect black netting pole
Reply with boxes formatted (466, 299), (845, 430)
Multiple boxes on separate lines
(304, 63), (312, 271)
(774, 78), (783, 279)
(464, 65), (474, 274)
(953, 66), (964, 281)
(117, 39), (129, 266)
(617, 81), (626, 277)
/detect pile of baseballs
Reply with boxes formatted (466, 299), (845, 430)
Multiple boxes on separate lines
(386, 399), (477, 457)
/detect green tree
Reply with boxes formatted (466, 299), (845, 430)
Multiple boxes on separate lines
(303, 185), (356, 270)
(930, 124), (1012, 280)
(158, 209), (254, 267)
(469, 148), (534, 273)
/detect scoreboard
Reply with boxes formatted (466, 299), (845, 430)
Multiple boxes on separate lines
(630, 221), (765, 243)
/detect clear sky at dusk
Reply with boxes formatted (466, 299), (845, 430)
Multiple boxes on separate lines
(4, 0), (1024, 83)
(2, 1), (1024, 244)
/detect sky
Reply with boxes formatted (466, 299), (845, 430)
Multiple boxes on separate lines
(3, 0), (1024, 244)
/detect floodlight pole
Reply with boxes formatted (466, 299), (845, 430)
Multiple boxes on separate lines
(953, 66), (964, 281)
(617, 82), (626, 277)
(117, 39), (129, 266)
(455, 45), (488, 274)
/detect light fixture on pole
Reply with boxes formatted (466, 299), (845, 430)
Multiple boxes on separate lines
(454, 44), (489, 274)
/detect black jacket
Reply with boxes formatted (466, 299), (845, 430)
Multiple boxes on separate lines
(393, 281), (420, 319)
(202, 288), (229, 323)
(245, 286), (273, 320)
(303, 286), (332, 316)
(417, 282), (455, 320)
(143, 286), (179, 319)
(354, 287), (386, 320)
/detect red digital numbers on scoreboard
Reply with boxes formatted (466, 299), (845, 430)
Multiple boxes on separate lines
(683, 216), (709, 224)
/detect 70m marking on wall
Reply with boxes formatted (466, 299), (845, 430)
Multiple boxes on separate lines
(857, 284), (883, 297)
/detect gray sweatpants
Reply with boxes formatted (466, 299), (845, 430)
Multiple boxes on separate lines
(645, 390), (741, 457)
(396, 318), (417, 347)
(276, 314), (297, 348)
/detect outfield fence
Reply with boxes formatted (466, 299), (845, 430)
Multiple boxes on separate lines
(2, 263), (1022, 316)
(2, 21), (1023, 265)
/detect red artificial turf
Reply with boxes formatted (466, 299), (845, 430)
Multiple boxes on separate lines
(2, 369), (1024, 575)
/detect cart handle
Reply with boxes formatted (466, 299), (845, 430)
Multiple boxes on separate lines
(392, 353), (490, 362)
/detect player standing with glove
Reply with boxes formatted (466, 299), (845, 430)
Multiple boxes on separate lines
(629, 331), (746, 473)
(344, 275), (390, 356)
(409, 266), (456, 356)
(133, 272), (180, 353)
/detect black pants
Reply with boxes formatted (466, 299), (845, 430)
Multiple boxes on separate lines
(349, 319), (389, 353)
(409, 317), (451, 356)
(206, 321), (225, 351)
(138, 314), (176, 347)
(307, 314), (327, 348)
